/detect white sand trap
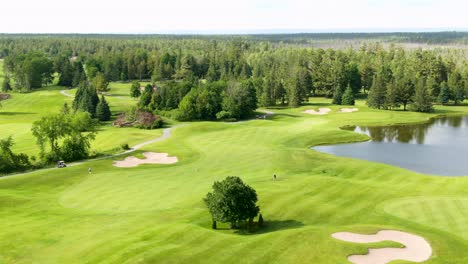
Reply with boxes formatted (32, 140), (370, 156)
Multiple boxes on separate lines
(340, 108), (359, 113)
(303, 108), (331, 115)
(332, 230), (432, 264)
(113, 152), (178, 167)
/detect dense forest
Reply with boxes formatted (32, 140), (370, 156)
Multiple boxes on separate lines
(1, 33), (468, 120)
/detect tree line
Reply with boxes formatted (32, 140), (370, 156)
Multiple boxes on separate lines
(1, 36), (468, 115)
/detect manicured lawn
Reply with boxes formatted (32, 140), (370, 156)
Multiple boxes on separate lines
(1, 92), (468, 263)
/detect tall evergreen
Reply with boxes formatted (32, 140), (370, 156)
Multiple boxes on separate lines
(96, 95), (111, 121)
(438, 81), (451, 105)
(411, 79), (434, 112)
(384, 81), (399, 109)
(367, 74), (386, 109)
(332, 85), (343, 105)
(341, 84), (355, 105)
(448, 72), (464, 105)
(58, 59), (74, 87)
(72, 81), (99, 116)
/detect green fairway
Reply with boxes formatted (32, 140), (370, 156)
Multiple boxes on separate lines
(0, 82), (162, 156)
(1, 91), (468, 263)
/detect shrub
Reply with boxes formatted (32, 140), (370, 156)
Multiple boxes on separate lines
(258, 214), (264, 227)
(121, 143), (130, 150)
(216, 110), (231, 120)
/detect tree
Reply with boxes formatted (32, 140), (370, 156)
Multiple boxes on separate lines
(411, 79), (434, 113)
(57, 57), (74, 87)
(96, 95), (111, 121)
(341, 84), (355, 105)
(6, 52), (53, 90)
(394, 75), (415, 111)
(92, 72), (109, 93)
(332, 85), (343, 105)
(73, 81), (99, 117)
(222, 81), (256, 120)
(130, 81), (141, 98)
(367, 74), (386, 109)
(31, 112), (96, 162)
(0, 136), (31, 174)
(204, 176), (260, 229)
(384, 81), (399, 109)
(2, 76), (11, 92)
(438, 81), (451, 105)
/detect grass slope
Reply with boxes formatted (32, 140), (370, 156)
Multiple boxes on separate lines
(1, 97), (468, 263)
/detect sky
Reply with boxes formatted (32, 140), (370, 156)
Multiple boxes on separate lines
(0, 0), (467, 34)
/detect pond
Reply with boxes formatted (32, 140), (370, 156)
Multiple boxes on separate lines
(314, 115), (468, 176)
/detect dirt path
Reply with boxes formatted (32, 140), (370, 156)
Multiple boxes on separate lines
(60, 90), (74, 98)
(0, 125), (185, 179)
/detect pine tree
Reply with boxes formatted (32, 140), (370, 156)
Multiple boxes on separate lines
(438, 81), (451, 105)
(72, 81), (99, 116)
(258, 214), (264, 227)
(58, 60), (74, 87)
(130, 81), (141, 98)
(384, 81), (399, 109)
(72, 61), (86, 87)
(332, 85), (343, 105)
(367, 74), (386, 109)
(341, 84), (355, 105)
(411, 79), (434, 112)
(96, 95), (111, 121)
(448, 71), (464, 105)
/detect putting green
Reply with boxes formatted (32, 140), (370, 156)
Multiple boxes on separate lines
(382, 196), (468, 240)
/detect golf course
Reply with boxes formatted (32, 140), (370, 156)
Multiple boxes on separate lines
(2, 70), (468, 263)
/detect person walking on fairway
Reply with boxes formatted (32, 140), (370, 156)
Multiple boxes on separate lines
(88, 167), (92, 174)
(273, 174), (277, 181)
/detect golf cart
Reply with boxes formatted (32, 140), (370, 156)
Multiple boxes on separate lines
(57, 161), (67, 168)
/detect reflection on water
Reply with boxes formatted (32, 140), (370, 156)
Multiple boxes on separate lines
(343, 115), (467, 144)
(315, 115), (468, 176)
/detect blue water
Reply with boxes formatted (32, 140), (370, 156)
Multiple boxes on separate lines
(314, 115), (468, 176)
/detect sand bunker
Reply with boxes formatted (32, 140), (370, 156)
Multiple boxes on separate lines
(113, 152), (178, 167)
(303, 108), (331, 115)
(332, 230), (432, 264)
(340, 108), (359, 113)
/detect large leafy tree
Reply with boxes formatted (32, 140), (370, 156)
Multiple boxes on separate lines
(204, 176), (260, 229)
(92, 72), (110, 93)
(0, 136), (30, 174)
(31, 112), (96, 162)
(6, 52), (54, 90)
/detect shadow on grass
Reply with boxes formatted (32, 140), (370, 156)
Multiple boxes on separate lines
(269, 113), (301, 120)
(301, 102), (334, 107)
(235, 219), (304, 235)
(0, 112), (35, 116)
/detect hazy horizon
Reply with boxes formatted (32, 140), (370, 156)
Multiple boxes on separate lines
(1, 0), (467, 34)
